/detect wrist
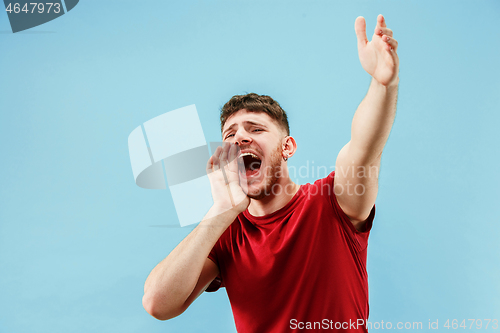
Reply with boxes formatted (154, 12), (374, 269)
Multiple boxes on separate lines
(373, 76), (399, 89)
(203, 204), (242, 225)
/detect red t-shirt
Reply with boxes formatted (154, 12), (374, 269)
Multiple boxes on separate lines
(207, 171), (375, 332)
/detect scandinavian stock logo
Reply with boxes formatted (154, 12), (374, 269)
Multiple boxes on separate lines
(128, 105), (224, 227)
(3, 0), (79, 33)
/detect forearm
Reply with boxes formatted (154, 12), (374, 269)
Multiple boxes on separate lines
(350, 77), (399, 164)
(143, 206), (238, 315)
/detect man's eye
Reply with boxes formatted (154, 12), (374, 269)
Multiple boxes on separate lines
(226, 134), (235, 138)
(253, 129), (263, 132)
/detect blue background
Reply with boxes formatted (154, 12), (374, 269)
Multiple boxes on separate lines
(1, 1), (499, 332)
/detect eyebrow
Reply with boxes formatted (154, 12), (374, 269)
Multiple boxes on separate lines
(222, 121), (267, 136)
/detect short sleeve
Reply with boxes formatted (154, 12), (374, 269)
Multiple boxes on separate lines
(205, 244), (224, 292)
(327, 171), (375, 251)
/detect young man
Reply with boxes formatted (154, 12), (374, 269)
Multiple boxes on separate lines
(143, 14), (399, 332)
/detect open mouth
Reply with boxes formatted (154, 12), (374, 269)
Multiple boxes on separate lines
(240, 152), (262, 178)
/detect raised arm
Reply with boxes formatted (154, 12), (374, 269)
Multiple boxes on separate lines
(142, 144), (249, 320)
(334, 14), (399, 230)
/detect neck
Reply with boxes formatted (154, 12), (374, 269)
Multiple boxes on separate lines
(247, 176), (300, 217)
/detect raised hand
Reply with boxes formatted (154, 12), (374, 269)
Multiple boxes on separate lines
(355, 14), (399, 86)
(206, 143), (250, 215)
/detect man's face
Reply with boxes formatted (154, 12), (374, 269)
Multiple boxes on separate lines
(222, 109), (285, 199)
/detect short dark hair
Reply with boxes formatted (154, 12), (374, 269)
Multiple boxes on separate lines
(220, 93), (290, 135)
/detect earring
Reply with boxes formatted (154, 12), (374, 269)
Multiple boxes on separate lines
(283, 154), (288, 162)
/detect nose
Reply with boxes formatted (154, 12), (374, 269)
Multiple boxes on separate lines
(233, 129), (252, 146)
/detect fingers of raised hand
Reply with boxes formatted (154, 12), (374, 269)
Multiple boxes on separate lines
(211, 146), (222, 171)
(354, 16), (368, 46)
(207, 143), (243, 179)
(228, 143), (238, 161)
(377, 14), (387, 28)
(220, 143), (231, 166)
(218, 143), (242, 173)
(374, 26), (397, 51)
(382, 35), (398, 51)
(227, 144), (241, 170)
(375, 27), (393, 37)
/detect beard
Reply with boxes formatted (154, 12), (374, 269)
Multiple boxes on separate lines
(245, 142), (283, 200)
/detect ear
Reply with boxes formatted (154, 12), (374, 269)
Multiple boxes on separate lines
(281, 136), (297, 160)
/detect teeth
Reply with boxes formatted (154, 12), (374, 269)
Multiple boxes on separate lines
(240, 152), (260, 159)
